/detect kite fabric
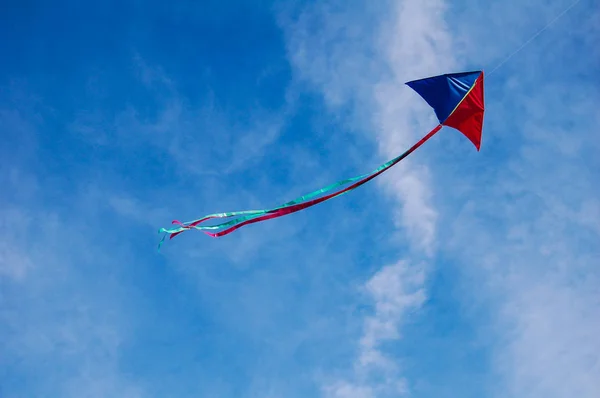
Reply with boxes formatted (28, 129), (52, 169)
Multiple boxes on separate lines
(158, 70), (485, 249)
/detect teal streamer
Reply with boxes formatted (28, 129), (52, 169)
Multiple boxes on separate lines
(159, 169), (373, 235)
(159, 149), (409, 243)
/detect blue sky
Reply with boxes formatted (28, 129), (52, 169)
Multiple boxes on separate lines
(1, 0), (598, 397)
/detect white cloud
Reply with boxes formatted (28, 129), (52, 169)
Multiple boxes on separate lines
(282, 0), (458, 394)
(323, 381), (375, 398)
(360, 261), (426, 366)
(323, 261), (425, 397)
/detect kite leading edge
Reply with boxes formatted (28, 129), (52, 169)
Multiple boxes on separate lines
(158, 70), (485, 249)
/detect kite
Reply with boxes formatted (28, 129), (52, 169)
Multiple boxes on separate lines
(158, 70), (485, 249)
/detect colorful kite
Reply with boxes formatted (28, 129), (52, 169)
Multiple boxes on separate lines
(158, 70), (485, 249)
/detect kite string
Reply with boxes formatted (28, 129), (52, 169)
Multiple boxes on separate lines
(487, 0), (582, 76)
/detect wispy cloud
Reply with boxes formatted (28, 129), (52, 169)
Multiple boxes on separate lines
(281, 0), (461, 394)
(315, 261), (426, 398)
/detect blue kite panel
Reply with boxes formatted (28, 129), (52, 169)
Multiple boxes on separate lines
(405, 71), (481, 123)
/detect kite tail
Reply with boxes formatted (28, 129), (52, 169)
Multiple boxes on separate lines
(158, 124), (442, 249)
(157, 171), (372, 244)
(156, 172), (371, 250)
